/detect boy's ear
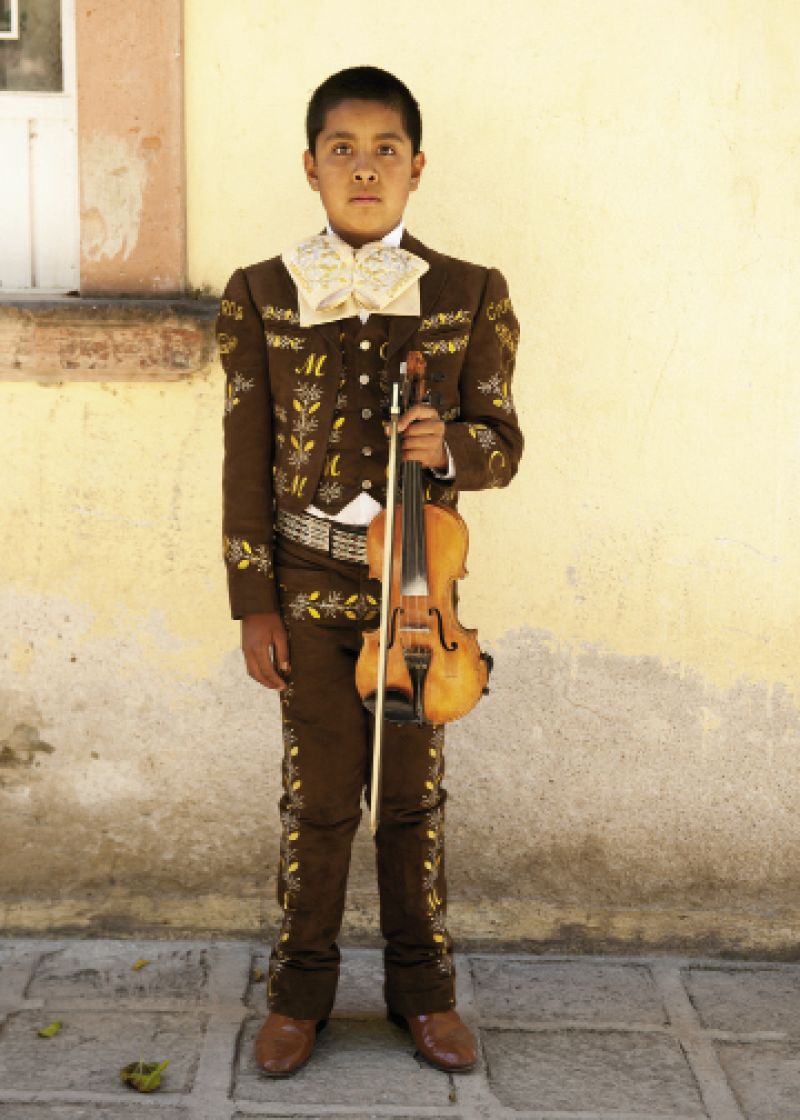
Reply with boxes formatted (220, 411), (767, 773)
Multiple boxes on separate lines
(303, 150), (320, 192)
(409, 150), (426, 192)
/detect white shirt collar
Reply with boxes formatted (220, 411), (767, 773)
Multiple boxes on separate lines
(325, 219), (405, 250)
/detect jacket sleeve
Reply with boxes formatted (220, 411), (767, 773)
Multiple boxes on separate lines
(217, 267), (280, 620)
(444, 267), (524, 490)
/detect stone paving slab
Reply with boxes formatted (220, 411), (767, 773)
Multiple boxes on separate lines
(6, 939), (800, 1119)
(716, 1040), (800, 1120)
(25, 942), (211, 1004)
(0, 1008), (205, 1094)
(481, 1027), (707, 1115)
(232, 1115), (457, 1120)
(471, 958), (668, 1025)
(684, 965), (800, 1035)
(0, 1108), (189, 1120)
(234, 1017), (454, 1107)
(329, 952), (387, 1020)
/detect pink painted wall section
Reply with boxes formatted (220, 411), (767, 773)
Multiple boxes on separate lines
(75, 0), (185, 295)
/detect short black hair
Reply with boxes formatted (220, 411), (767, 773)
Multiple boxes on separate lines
(306, 66), (422, 156)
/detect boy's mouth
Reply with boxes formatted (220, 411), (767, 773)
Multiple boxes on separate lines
(351, 195), (381, 204)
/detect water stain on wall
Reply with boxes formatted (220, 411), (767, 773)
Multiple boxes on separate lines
(0, 721), (55, 785)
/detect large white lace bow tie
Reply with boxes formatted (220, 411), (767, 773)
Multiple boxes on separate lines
(281, 234), (429, 327)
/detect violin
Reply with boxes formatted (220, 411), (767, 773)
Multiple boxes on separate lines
(355, 350), (492, 832)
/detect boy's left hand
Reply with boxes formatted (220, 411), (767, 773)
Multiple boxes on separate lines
(393, 404), (448, 471)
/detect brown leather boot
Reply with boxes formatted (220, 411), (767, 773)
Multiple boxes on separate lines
(253, 1012), (327, 1077)
(389, 1008), (478, 1071)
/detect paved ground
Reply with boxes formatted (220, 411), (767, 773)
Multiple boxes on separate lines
(1, 938), (799, 1119)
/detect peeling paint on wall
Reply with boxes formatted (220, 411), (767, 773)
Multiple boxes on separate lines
(80, 133), (147, 262)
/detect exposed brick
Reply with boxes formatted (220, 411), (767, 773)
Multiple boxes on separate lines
(0, 299), (217, 381)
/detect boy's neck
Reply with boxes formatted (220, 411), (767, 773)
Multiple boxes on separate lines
(326, 219), (404, 250)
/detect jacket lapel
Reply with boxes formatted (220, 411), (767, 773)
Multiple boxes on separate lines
(274, 229), (343, 364)
(385, 231), (448, 364)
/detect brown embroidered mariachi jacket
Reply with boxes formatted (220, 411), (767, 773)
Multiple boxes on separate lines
(216, 230), (524, 620)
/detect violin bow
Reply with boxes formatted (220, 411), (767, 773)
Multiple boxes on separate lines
(369, 367), (405, 836)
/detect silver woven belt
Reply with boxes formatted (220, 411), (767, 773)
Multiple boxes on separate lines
(275, 508), (368, 565)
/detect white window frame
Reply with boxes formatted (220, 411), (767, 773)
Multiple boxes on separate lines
(0, 0), (79, 292)
(0, 0), (20, 39)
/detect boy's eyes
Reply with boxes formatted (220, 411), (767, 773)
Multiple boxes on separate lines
(331, 143), (397, 156)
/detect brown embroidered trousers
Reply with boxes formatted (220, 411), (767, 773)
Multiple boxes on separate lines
(267, 536), (455, 1020)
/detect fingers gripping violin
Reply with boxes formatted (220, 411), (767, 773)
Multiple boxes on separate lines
(355, 350), (493, 833)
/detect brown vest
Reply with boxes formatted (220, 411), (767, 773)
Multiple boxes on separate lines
(310, 313), (392, 514)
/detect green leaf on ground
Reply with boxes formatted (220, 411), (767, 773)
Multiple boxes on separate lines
(37, 1019), (63, 1038)
(119, 1059), (170, 1092)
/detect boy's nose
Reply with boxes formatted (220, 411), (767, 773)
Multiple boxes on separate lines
(353, 166), (378, 183)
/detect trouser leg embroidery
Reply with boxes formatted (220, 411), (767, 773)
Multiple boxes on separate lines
(266, 537), (456, 1018)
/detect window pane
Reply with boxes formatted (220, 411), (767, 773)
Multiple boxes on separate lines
(0, 0), (62, 92)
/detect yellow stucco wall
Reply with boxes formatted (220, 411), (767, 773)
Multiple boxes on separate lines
(187, 0), (800, 694)
(3, 0), (800, 949)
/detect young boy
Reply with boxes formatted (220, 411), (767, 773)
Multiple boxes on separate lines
(217, 66), (523, 1077)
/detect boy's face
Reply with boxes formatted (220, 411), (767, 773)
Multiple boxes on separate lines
(303, 99), (425, 248)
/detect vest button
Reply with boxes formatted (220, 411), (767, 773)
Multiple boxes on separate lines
(361, 446), (373, 456)
(361, 479), (373, 490)
(359, 374), (370, 385)
(359, 339), (371, 351)
(361, 408), (372, 419)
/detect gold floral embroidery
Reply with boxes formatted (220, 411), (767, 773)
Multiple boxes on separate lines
(274, 467), (291, 498)
(477, 372), (515, 415)
(224, 372), (255, 415)
(220, 299), (244, 321)
(420, 310), (471, 331)
(217, 332), (238, 355)
(420, 724), (445, 810)
(467, 423), (507, 486)
(265, 331), (306, 352)
(329, 415), (346, 445)
(420, 727), (453, 977)
(269, 718), (303, 1001)
(288, 382), (322, 470)
(287, 589), (378, 622)
(440, 406), (460, 422)
(223, 536), (272, 576)
(421, 334), (469, 357)
(315, 478), (343, 505)
(467, 421), (498, 450)
(262, 305), (301, 325)
(486, 296), (514, 321)
(494, 321), (519, 356)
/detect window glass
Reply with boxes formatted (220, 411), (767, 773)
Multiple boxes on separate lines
(0, 0), (62, 92)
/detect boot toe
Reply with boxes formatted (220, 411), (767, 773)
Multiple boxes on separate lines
(253, 1012), (323, 1078)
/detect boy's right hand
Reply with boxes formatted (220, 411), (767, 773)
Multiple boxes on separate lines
(241, 612), (291, 691)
